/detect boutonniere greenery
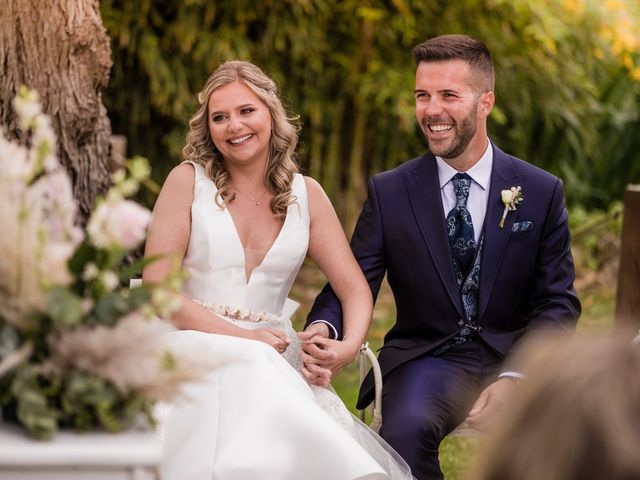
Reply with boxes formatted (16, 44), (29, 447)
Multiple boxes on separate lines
(499, 186), (524, 228)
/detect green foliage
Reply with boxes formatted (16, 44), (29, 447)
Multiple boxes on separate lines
(0, 155), (177, 439)
(47, 288), (84, 329)
(11, 366), (60, 440)
(101, 0), (640, 219)
(3, 365), (154, 440)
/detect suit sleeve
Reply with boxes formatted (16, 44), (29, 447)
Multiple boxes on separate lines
(523, 178), (581, 335)
(305, 178), (388, 339)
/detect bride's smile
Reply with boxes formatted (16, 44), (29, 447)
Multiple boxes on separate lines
(207, 81), (271, 168)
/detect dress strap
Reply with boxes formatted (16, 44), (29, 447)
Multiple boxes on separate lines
(290, 173), (310, 222)
(181, 160), (206, 182)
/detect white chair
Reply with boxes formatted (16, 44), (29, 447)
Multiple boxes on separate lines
(357, 343), (478, 437)
(357, 343), (383, 432)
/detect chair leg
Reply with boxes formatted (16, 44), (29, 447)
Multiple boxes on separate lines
(357, 343), (383, 433)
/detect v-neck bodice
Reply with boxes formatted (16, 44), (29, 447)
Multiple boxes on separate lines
(181, 161), (309, 316)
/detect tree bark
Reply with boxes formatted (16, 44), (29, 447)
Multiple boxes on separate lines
(615, 185), (640, 335)
(0, 0), (112, 223)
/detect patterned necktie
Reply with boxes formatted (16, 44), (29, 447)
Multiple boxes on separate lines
(446, 173), (476, 276)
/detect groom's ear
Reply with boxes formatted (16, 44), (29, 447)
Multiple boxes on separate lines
(479, 91), (495, 118)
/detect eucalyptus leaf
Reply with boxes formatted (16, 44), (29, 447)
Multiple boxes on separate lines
(94, 293), (131, 326)
(11, 368), (60, 440)
(47, 288), (84, 328)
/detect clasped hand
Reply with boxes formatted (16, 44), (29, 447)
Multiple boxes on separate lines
(297, 324), (360, 387)
(250, 327), (291, 353)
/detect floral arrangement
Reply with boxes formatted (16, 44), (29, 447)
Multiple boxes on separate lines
(0, 87), (208, 440)
(499, 186), (524, 228)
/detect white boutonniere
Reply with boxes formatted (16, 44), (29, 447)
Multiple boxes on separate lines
(499, 186), (524, 228)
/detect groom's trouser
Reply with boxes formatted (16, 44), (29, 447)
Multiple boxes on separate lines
(379, 340), (502, 480)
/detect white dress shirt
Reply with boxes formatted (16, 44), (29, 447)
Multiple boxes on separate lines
(436, 140), (493, 240)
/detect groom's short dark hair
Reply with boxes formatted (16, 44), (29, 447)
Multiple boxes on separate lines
(412, 34), (495, 93)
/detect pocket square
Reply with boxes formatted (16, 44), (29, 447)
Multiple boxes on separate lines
(512, 220), (535, 232)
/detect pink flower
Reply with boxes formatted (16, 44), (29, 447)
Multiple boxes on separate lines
(88, 199), (151, 250)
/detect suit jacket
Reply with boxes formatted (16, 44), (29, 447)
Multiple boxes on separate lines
(306, 143), (581, 409)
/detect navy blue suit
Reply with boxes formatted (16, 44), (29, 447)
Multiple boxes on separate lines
(306, 144), (580, 478)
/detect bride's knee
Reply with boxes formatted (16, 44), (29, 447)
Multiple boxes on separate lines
(237, 337), (280, 361)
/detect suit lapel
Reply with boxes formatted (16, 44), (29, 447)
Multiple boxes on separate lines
(404, 153), (464, 317)
(477, 145), (523, 320)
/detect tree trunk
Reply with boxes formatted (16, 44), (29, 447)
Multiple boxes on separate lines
(615, 185), (640, 335)
(0, 0), (112, 223)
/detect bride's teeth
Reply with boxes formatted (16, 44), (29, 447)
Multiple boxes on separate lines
(230, 134), (252, 144)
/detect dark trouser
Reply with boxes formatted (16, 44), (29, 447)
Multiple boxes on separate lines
(379, 340), (502, 480)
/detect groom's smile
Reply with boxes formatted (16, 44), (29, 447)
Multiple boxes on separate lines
(427, 122), (453, 133)
(414, 59), (489, 165)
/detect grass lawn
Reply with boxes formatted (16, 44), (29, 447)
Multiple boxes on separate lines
(290, 261), (616, 479)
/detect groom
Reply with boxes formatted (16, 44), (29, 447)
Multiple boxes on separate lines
(303, 34), (580, 479)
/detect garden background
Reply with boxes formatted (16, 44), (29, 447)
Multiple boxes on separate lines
(68, 0), (640, 477)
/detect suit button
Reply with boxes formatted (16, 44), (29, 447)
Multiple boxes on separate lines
(457, 319), (464, 327)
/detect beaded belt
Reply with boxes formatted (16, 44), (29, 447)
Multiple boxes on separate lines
(193, 299), (282, 323)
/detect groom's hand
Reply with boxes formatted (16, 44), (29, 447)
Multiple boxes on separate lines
(465, 377), (517, 432)
(298, 324), (335, 387)
(305, 337), (360, 378)
(298, 322), (331, 341)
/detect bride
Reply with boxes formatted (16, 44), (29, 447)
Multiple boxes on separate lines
(143, 60), (413, 480)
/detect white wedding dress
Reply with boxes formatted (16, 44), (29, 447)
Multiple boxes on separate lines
(161, 162), (413, 480)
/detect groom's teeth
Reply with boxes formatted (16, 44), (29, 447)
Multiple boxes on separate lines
(230, 134), (252, 144)
(429, 124), (453, 133)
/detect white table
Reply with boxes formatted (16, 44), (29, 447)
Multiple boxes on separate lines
(0, 413), (167, 480)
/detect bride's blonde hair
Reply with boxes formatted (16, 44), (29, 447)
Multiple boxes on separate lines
(183, 61), (299, 217)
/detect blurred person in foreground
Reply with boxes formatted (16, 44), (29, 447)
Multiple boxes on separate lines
(304, 34), (581, 479)
(473, 333), (640, 480)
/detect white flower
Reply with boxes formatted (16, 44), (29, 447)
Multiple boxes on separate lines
(501, 189), (514, 204)
(0, 87), (79, 325)
(100, 271), (120, 291)
(499, 186), (524, 228)
(119, 179), (139, 197)
(0, 135), (30, 182)
(87, 199), (151, 250)
(31, 114), (57, 172)
(82, 263), (99, 281)
(13, 87), (41, 130)
(129, 156), (151, 182)
(112, 169), (126, 184)
(49, 312), (213, 401)
(40, 242), (75, 287)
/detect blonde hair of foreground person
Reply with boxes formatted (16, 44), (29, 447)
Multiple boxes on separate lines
(473, 333), (640, 480)
(183, 60), (299, 218)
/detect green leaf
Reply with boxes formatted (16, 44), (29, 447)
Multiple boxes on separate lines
(94, 293), (131, 326)
(67, 242), (98, 276)
(11, 368), (60, 440)
(96, 402), (123, 433)
(47, 288), (84, 328)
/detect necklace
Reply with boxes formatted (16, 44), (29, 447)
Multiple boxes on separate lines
(230, 184), (268, 206)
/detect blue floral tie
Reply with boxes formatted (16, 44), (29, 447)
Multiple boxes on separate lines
(446, 173), (476, 276)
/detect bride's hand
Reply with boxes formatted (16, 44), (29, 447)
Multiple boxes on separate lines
(248, 328), (291, 353)
(299, 324), (335, 386)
